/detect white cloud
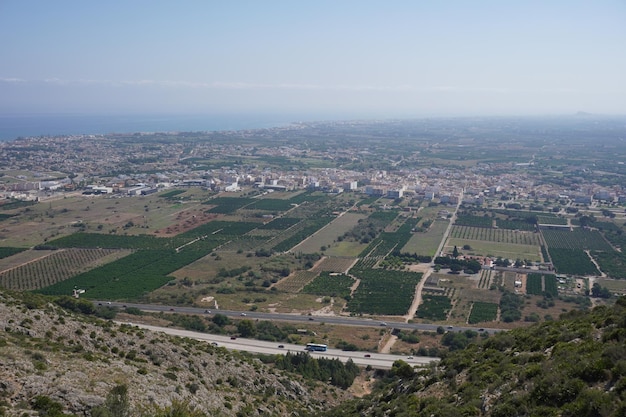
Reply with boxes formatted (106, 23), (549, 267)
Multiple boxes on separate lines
(0, 77), (26, 83)
(0, 77), (590, 95)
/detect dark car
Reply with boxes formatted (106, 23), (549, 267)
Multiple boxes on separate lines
(278, 345), (284, 348)
(308, 317), (314, 321)
(364, 354), (371, 358)
(230, 336), (237, 340)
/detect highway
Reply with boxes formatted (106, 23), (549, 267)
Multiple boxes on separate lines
(97, 300), (503, 334)
(122, 322), (438, 369)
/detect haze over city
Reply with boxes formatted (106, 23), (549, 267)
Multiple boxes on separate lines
(1, 0), (625, 119)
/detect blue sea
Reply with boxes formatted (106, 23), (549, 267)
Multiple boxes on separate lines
(0, 113), (324, 141)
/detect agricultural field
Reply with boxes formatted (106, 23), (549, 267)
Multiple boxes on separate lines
(204, 196), (255, 213)
(498, 271), (521, 292)
(168, 251), (260, 282)
(477, 269), (494, 289)
(246, 198), (296, 212)
(541, 228), (614, 251)
(450, 225), (541, 245)
(310, 257), (357, 273)
(347, 268), (422, 315)
(359, 216), (420, 258)
(48, 233), (178, 250)
(0, 247), (26, 259)
(467, 302), (498, 324)
(495, 219), (536, 231)
(427, 273), (501, 324)
(159, 189), (187, 200)
(367, 210), (399, 224)
(415, 295), (451, 321)
(401, 218), (449, 257)
(547, 248), (599, 276)
(413, 268), (585, 327)
(292, 212), (367, 254)
(356, 196), (380, 207)
(445, 238), (541, 261)
(323, 241), (368, 257)
(0, 213), (16, 222)
(537, 215), (568, 225)
(526, 273), (558, 297)
(591, 221), (623, 233)
(592, 250), (626, 279)
(302, 272), (354, 299)
(271, 215), (335, 252)
(414, 204), (444, 219)
(0, 248), (131, 291)
(36, 249), (208, 300)
(34, 216), (268, 300)
(0, 249), (60, 272)
(258, 217), (301, 230)
(215, 235), (268, 253)
(454, 215), (493, 228)
(602, 224), (626, 251)
(544, 274), (558, 296)
(525, 273), (544, 295)
(48, 220), (259, 252)
(273, 271), (319, 293)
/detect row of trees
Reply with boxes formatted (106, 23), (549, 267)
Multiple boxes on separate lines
(434, 255), (482, 274)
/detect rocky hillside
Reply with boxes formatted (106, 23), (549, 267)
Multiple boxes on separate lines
(0, 291), (349, 416)
(323, 297), (626, 417)
(5, 289), (625, 417)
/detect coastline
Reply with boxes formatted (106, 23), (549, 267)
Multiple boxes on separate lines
(0, 113), (301, 141)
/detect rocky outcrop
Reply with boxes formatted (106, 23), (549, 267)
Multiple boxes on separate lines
(0, 292), (345, 416)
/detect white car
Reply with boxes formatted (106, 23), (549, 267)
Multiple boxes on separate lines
(240, 312), (247, 316)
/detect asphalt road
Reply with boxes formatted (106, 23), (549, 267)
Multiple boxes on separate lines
(97, 301), (503, 334)
(122, 322), (438, 369)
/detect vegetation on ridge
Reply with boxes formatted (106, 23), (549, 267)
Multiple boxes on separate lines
(323, 297), (626, 417)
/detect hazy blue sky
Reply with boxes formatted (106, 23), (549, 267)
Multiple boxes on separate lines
(1, 1), (625, 117)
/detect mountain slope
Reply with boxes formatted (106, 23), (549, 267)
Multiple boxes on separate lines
(323, 297), (626, 417)
(0, 291), (347, 416)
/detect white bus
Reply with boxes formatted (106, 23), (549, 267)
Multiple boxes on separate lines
(305, 343), (328, 352)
